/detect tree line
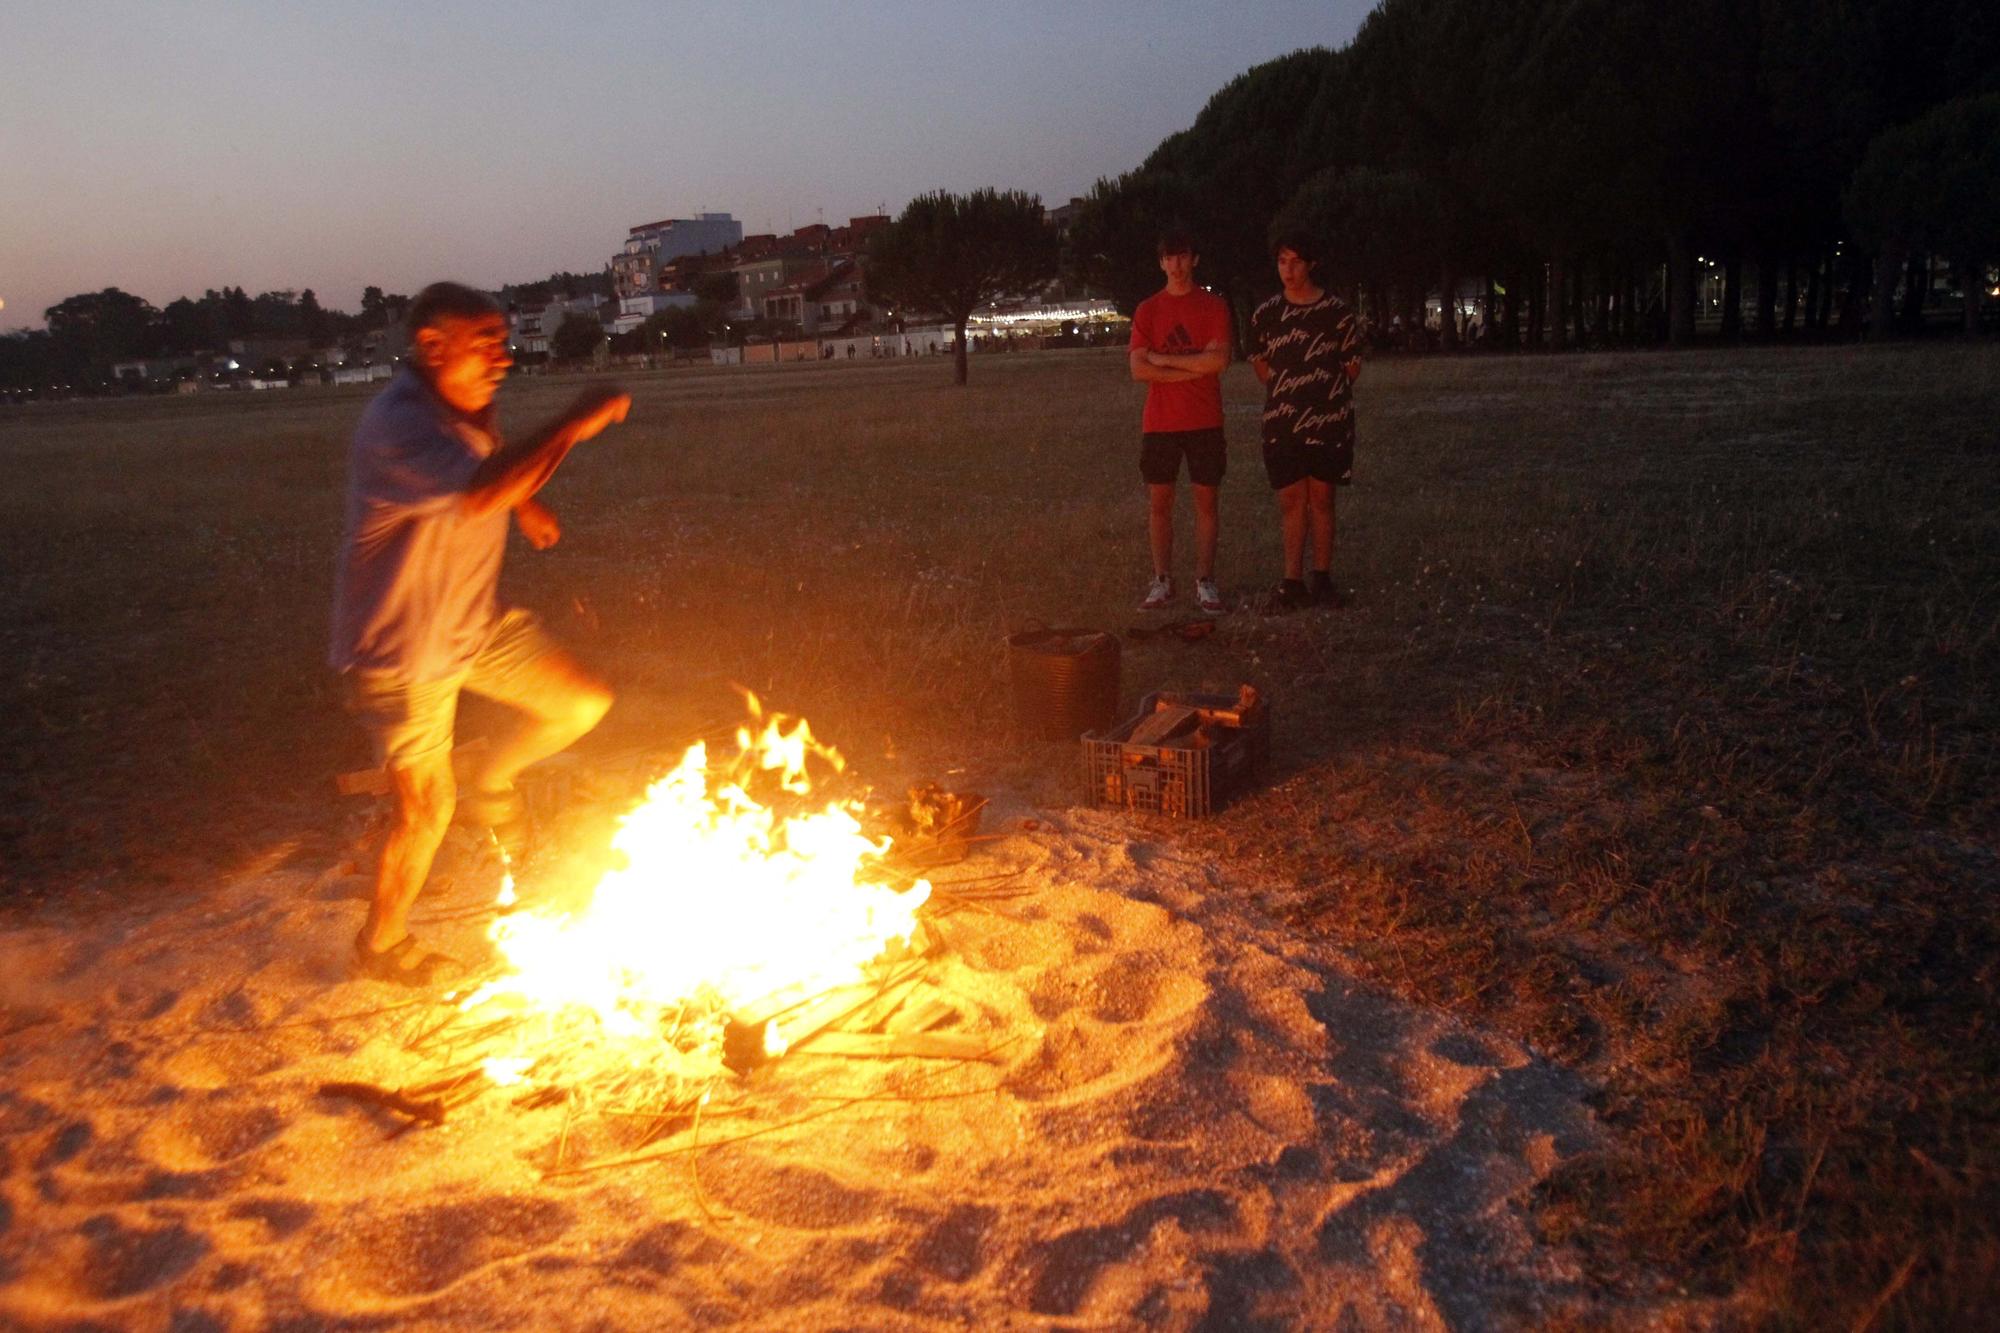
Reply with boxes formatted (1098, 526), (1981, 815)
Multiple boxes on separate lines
(1066, 0), (2000, 349)
(0, 270), (619, 395)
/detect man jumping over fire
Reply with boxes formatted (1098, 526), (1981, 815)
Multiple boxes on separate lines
(330, 281), (631, 986)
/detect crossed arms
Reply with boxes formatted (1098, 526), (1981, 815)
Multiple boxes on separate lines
(1130, 338), (1230, 384)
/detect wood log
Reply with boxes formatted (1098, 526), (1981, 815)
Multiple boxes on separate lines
(885, 996), (959, 1036)
(1127, 706), (1199, 747)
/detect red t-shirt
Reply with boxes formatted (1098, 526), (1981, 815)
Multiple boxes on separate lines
(1129, 287), (1231, 433)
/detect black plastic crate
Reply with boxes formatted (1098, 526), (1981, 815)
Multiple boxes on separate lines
(1082, 689), (1270, 819)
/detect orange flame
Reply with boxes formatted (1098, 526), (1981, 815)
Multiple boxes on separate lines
(461, 698), (928, 1089)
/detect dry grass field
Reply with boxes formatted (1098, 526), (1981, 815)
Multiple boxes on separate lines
(2, 342), (1996, 1325)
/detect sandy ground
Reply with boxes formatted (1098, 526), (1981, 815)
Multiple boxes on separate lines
(0, 792), (1612, 1330)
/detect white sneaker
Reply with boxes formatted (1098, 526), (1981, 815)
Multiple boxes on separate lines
(1139, 575), (1174, 611)
(1195, 578), (1225, 614)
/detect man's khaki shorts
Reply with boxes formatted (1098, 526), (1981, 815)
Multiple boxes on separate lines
(342, 609), (582, 769)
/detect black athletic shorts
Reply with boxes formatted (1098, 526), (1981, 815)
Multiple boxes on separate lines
(1263, 437), (1354, 490)
(1140, 427), (1227, 487)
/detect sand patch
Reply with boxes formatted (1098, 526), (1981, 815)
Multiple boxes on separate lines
(0, 797), (1610, 1328)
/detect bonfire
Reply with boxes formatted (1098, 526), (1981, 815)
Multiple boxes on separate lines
(449, 696), (931, 1105)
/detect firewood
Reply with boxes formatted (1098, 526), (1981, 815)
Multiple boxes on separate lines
(851, 972), (924, 1032)
(1127, 705), (1199, 747)
(885, 996), (958, 1035)
(794, 1031), (1002, 1062)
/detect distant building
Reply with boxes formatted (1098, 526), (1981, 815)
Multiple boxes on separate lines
(333, 363), (395, 385)
(733, 254), (821, 320)
(230, 336), (311, 368)
(730, 216), (889, 321)
(1046, 196), (1088, 237)
(612, 291), (698, 335)
(509, 296), (604, 357)
(612, 212), (743, 298)
(110, 355), (199, 384)
(761, 259), (869, 333)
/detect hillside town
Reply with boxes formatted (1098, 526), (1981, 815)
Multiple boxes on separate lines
(21, 200), (1120, 397)
(519, 205), (1117, 369)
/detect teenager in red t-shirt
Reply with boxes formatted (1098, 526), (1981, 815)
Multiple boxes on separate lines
(1128, 228), (1232, 614)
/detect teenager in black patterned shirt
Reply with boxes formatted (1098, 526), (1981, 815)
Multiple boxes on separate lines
(1248, 230), (1363, 612)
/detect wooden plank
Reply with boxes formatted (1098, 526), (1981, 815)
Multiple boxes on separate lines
(885, 996), (958, 1036)
(794, 1031), (1002, 1063)
(732, 979), (855, 1030)
(768, 983), (884, 1050)
(850, 972), (924, 1033)
(1127, 705), (1199, 747)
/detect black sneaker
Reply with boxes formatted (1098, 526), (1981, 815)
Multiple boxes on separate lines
(1262, 579), (1310, 615)
(1307, 571), (1350, 608)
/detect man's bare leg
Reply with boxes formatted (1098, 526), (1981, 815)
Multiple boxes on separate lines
(1147, 483), (1176, 577)
(1192, 483), (1219, 581)
(468, 649), (613, 800)
(362, 750), (455, 955)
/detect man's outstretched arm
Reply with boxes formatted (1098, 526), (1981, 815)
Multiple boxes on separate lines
(462, 388), (631, 519)
(513, 497), (561, 550)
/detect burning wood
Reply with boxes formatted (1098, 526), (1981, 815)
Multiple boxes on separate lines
(435, 695), (934, 1103)
(879, 783), (987, 867)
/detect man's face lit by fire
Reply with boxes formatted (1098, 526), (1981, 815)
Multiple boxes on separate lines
(415, 312), (514, 416)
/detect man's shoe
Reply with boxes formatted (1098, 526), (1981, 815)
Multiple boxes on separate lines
(1138, 575), (1175, 611)
(1262, 579), (1311, 615)
(1195, 578), (1225, 614)
(1307, 571), (1350, 608)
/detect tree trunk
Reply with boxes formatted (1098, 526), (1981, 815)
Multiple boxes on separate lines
(1756, 252), (1778, 339)
(1783, 259), (1799, 336)
(1502, 272), (1521, 350)
(1899, 252), (1928, 334)
(953, 317), (969, 384)
(1963, 260), (1984, 337)
(1595, 260), (1613, 343)
(1527, 263), (1545, 350)
(1438, 265), (1459, 350)
(1869, 242), (1905, 341)
(1549, 259), (1569, 351)
(1667, 236), (1696, 346)
(1720, 254), (1743, 341)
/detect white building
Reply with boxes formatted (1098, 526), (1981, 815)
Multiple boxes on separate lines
(612, 212), (743, 297)
(611, 291), (698, 335)
(510, 296), (604, 356)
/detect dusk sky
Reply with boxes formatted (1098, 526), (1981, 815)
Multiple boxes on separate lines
(1, 1), (1374, 332)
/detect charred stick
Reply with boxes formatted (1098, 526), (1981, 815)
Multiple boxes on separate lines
(319, 1081), (446, 1126)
